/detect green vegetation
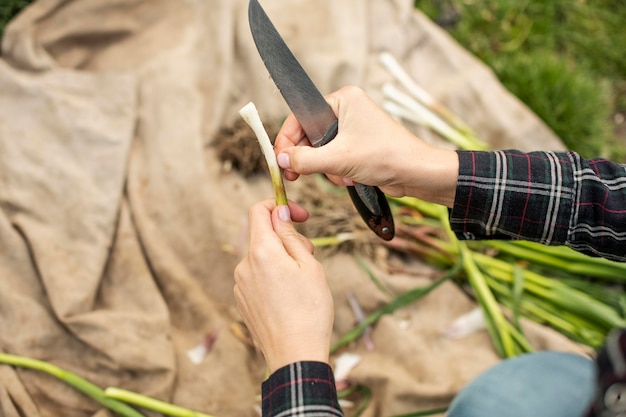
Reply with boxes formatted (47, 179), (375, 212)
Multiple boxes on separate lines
(415, 0), (626, 161)
(4, 1), (623, 159)
(0, 0), (30, 41)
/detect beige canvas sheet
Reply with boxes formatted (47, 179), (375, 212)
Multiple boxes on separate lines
(0, 1), (578, 416)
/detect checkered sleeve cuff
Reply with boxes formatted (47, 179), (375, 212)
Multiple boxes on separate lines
(262, 361), (344, 417)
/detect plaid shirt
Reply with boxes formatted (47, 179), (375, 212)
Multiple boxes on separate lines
(262, 361), (344, 417)
(262, 150), (626, 417)
(451, 150), (626, 262)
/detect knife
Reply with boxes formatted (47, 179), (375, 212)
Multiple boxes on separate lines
(248, 0), (395, 241)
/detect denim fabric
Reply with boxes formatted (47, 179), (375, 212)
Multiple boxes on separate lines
(447, 351), (596, 417)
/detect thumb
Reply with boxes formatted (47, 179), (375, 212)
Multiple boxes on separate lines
(271, 206), (314, 259)
(278, 145), (341, 177)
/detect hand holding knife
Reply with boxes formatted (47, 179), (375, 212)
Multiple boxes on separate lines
(248, 0), (395, 240)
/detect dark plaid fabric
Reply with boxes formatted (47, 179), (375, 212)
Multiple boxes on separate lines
(451, 150), (626, 262)
(262, 361), (343, 417)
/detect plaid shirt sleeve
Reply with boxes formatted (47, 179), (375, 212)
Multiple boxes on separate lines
(261, 361), (344, 417)
(450, 150), (626, 262)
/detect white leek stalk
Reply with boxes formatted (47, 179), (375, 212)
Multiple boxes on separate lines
(382, 83), (486, 150)
(379, 51), (477, 138)
(239, 102), (288, 206)
(379, 52), (488, 150)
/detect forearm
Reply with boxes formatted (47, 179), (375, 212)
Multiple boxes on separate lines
(262, 362), (344, 417)
(450, 150), (626, 262)
(401, 146), (459, 208)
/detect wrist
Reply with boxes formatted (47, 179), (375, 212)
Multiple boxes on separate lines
(403, 147), (459, 207)
(266, 343), (330, 374)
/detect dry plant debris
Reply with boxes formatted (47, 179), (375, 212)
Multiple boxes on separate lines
(213, 118), (389, 260)
(213, 118), (276, 178)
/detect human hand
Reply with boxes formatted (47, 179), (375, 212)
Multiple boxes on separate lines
(274, 86), (459, 208)
(233, 200), (334, 373)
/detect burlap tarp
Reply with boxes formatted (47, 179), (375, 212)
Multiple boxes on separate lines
(0, 1), (582, 416)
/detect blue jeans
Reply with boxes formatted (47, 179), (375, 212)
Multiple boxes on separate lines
(447, 351), (596, 417)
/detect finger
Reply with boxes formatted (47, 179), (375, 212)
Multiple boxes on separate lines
(246, 200), (289, 259)
(287, 200), (309, 223)
(247, 199), (309, 245)
(324, 91), (342, 118)
(324, 174), (355, 187)
(271, 207), (315, 259)
(324, 85), (361, 119)
(275, 113), (311, 181)
(274, 112), (310, 151)
(283, 169), (300, 182)
(279, 144), (343, 177)
(263, 199), (310, 224)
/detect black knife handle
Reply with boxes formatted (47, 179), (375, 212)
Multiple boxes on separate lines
(315, 121), (394, 240)
(347, 184), (395, 241)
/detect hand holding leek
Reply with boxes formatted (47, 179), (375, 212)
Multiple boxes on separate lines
(233, 199), (334, 373)
(235, 102), (334, 373)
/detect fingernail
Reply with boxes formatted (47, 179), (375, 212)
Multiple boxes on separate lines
(343, 177), (354, 185)
(278, 205), (291, 222)
(277, 153), (291, 169)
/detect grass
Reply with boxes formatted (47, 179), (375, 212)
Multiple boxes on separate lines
(3, 1), (624, 160)
(414, 0), (626, 161)
(0, 0), (30, 42)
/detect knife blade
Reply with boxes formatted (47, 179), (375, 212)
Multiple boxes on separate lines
(248, 0), (394, 241)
